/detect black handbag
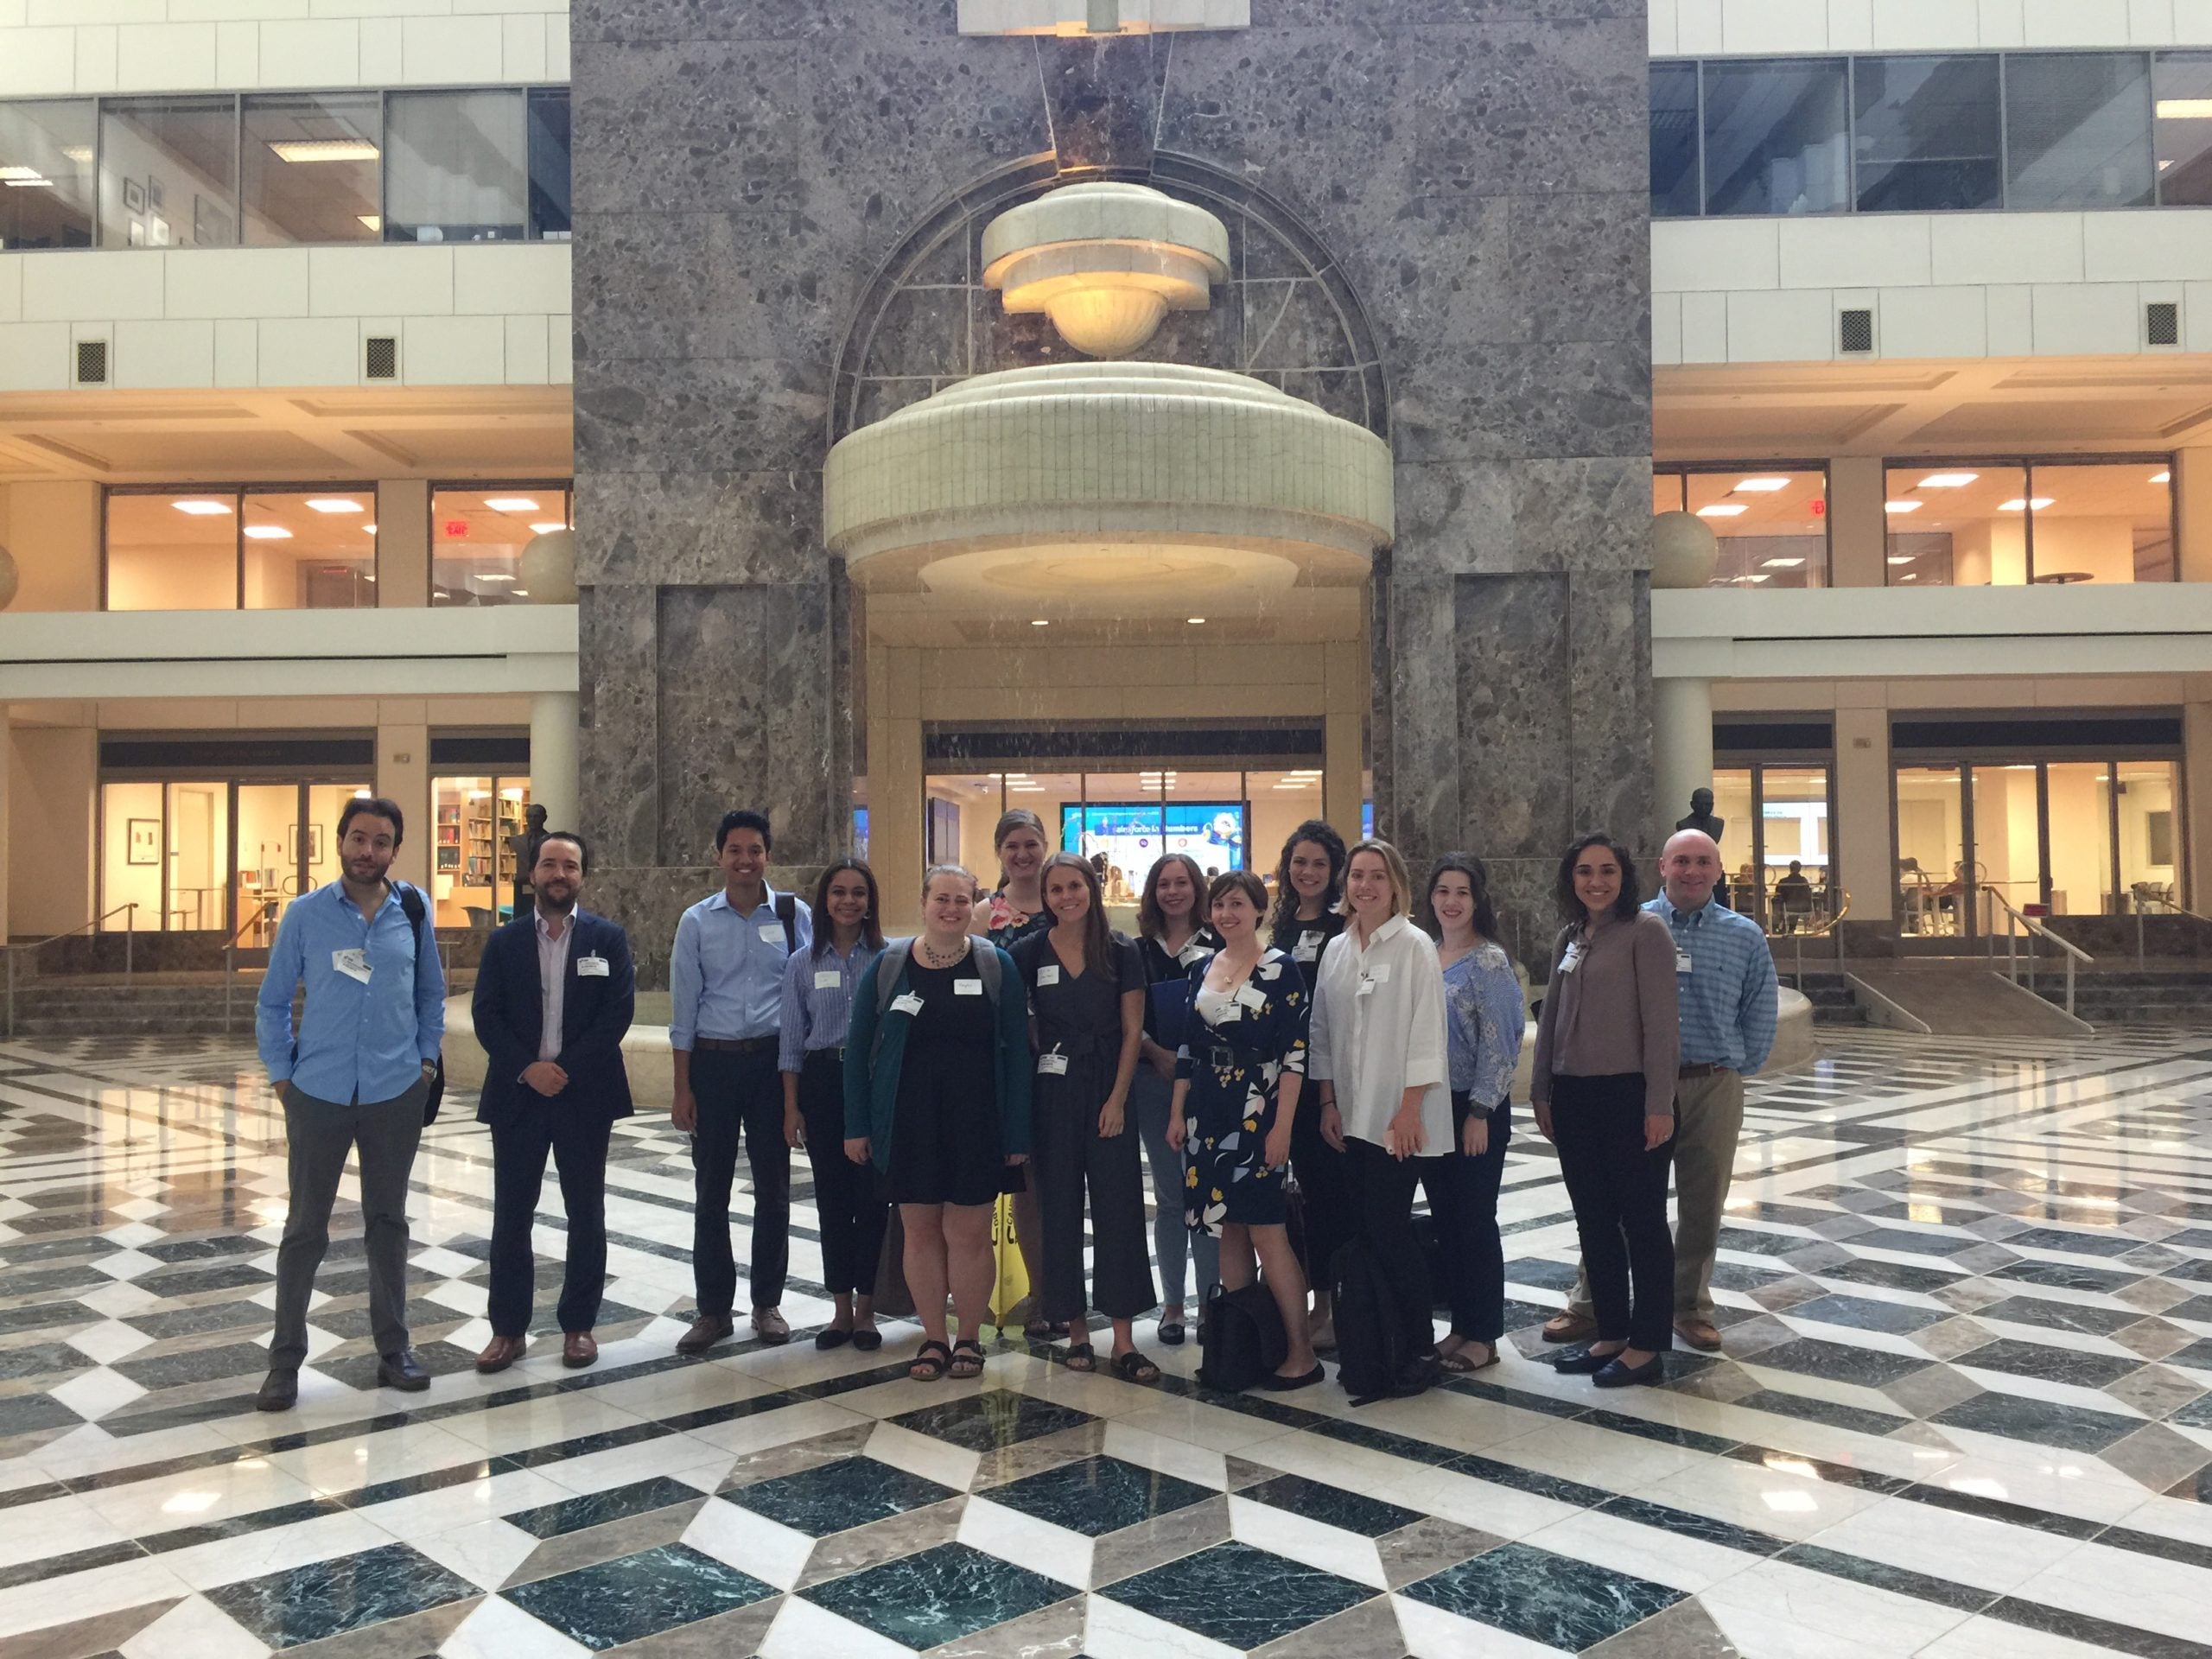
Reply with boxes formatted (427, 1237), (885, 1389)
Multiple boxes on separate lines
(397, 884), (447, 1125)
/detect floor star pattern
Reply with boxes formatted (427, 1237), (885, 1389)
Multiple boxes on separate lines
(2, 1025), (2212, 1656)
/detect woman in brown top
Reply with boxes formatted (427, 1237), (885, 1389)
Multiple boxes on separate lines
(1529, 832), (1680, 1388)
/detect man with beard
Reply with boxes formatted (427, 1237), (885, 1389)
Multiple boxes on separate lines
(470, 832), (635, 1371)
(255, 797), (446, 1410)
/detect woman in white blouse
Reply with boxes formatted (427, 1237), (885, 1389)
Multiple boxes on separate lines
(1308, 838), (1452, 1384)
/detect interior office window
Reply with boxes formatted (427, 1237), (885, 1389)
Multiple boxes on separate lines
(433, 774), (532, 926)
(2115, 760), (2180, 912)
(1710, 768), (1756, 916)
(2154, 52), (2212, 204)
(242, 93), (380, 245)
(1702, 58), (1848, 216)
(2005, 53), (2155, 210)
(1652, 469), (1688, 514)
(105, 489), (240, 610)
(241, 490), (378, 609)
(1854, 54), (2002, 212)
(0, 99), (96, 250)
(2018, 461), (2174, 583)
(1883, 463), (2027, 586)
(528, 89), (571, 240)
(2045, 761), (2115, 916)
(1650, 65), (1700, 218)
(99, 96), (238, 248)
(385, 91), (527, 244)
(430, 486), (569, 605)
(1687, 467), (1829, 588)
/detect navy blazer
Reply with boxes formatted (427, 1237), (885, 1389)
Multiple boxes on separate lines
(472, 907), (636, 1128)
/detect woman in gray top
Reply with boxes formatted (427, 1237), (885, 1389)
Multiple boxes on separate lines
(1529, 832), (1679, 1388)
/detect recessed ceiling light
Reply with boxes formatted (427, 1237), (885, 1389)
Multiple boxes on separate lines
(358, 214), (381, 232)
(510, 589), (529, 597)
(60, 146), (91, 163)
(1998, 497), (2056, 511)
(1887, 555), (1916, 564)
(242, 525), (291, 540)
(1761, 556), (1805, 569)
(268, 139), (379, 163)
(483, 497), (539, 512)
(1186, 616), (1206, 625)
(2, 174), (52, 189)
(363, 524), (377, 534)
(1031, 618), (1050, 627)
(1884, 501), (1922, 514)
(2158, 98), (2212, 118)
(1733, 477), (1791, 492)
(1917, 473), (1978, 488)
(1745, 573), (1771, 582)
(305, 498), (363, 513)
(2151, 470), (2171, 484)
(172, 499), (232, 515)
(477, 573), (516, 582)
(1899, 573), (1919, 582)
(530, 521), (567, 534)
(1696, 504), (1748, 518)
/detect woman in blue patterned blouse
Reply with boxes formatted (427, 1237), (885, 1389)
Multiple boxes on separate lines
(1422, 853), (1526, 1372)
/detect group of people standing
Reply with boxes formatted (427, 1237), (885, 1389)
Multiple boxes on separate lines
(246, 791), (1777, 1412)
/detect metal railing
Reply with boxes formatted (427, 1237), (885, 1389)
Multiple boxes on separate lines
(2127, 886), (2211, 968)
(3, 904), (140, 1039)
(222, 896), (281, 1036)
(1770, 889), (1850, 987)
(1981, 883), (2093, 1020)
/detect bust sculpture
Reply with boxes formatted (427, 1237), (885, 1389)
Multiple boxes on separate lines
(1676, 786), (1725, 844)
(508, 803), (548, 916)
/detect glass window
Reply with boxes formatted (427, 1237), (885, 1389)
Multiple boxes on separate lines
(2045, 762), (2115, 917)
(1702, 58), (1849, 216)
(925, 774), (1004, 875)
(235, 783), (296, 944)
(2154, 51), (2212, 204)
(1883, 464), (2028, 587)
(1710, 768), (1756, 916)
(2005, 52), (2155, 210)
(430, 486), (569, 605)
(1895, 766), (1967, 937)
(1653, 469), (1687, 514)
(2116, 760), (2180, 913)
(2022, 461), (2174, 583)
(528, 88), (571, 240)
(166, 780), (231, 932)
(99, 96), (237, 249)
(105, 490), (239, 610)
(1650, 64), (1701, 218)
(1854, 54), (2002, 212)
(432, 773), (531, 927)
(242, 490), (378, 609)
(1687, 467), (1828, 588)
(385, 91), (526, 244)
(0, 99), (96, 251)
(100, 781), (165, 932)
(1971, 764), (2042, 925)
(241, 93), (380, 246)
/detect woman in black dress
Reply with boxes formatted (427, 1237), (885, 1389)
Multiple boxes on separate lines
(1133, 851), (1220, 1343)
(1012, 854), (1158, 1382)
(846, 865), (1032, 1382)
(1266, 818), (1351, 1352)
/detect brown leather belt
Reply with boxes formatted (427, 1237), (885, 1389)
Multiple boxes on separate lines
(695, 1036), (778, 1054)
(1678, 1061), (1730, 1080)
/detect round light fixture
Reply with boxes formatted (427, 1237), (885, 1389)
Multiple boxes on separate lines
(982, 182), (1230, 359)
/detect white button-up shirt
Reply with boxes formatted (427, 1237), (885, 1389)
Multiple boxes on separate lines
(536, 908), (574, 1064)
(1306, 912), (1452, 1152)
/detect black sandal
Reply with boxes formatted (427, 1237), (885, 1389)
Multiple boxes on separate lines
(852, 1326), (883, 1352)
(1024, 1318), (1069, 1342)
(1110, 1350), (1160, 1383)
(1062, 1342), (1096, 1372)
(948, 1339), (986, 1378)
(908, 1339), (950, 1382)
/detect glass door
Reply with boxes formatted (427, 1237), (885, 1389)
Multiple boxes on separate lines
(234, 783), (300, 944)
(1970, 765), (2042, 930)
(1895, 766), (1968, 938)
(2044, 763), (2114, 916)
(164, 782), (229, 932)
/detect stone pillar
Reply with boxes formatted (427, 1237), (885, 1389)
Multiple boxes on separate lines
(377, 480), (430, 607)
(1321, 639), (1365, 840)
(2184, 688), (2212, 912)
(531, 691), (580, 832)
(1653, 675), (1714, 854)
(2178, 448), (2212, 584)
(377, 719), (429, 890)
(0, 706), (11, 941)
(1827, 456), (1886, 588)
(1834, 700), (1894, 938)
(868, 645), (926, 932)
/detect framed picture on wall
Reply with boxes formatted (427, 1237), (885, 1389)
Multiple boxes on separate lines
(123, 178), (144, 214)
(126, 819), (159, 865)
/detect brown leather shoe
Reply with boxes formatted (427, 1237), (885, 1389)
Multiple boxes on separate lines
(1542, 1311), (1597, 1344)
(752, 1306), (791, 1346)
(475, 1334), (527, 1374)
(563, 1332), (598, 1370)
(1674, 1316), (1723, 1352)
(677, 1313), (734, 1356)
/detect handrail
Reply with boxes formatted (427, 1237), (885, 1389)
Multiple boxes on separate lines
(1980, 882), (2090, 1020)
(1774, 889), (1850, 986)
(2, 902), (142, 954)
(3, 904), (139, 1039)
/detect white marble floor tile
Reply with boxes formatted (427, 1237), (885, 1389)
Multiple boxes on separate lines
(1630, 1452), (1886, 1542)
(354, 1467), (573, 1538)
(1081, 1592), (1243, 1659)
(117, 1592), (271, 1659)
(79, 1458), (321, 1539)
(677, 1396), (874, 1457)
(957, 1494), (1091, 1589)
(1097, 1420), (1227, 1489)
(1225, 1493), (1387, 1589)
(1697, 1558), (1974, 1657)
(680, 1496), (812, 1591)
(2011, 1537), (2212, 1643)
(259, 1421), (487, 1496)
(862, 1419), (982, 1491)
(48, 1365), (148, 1421)
(1803, 1495), (2087, 1593)
(756, 1592), (912, 1659)
(162, 1510), (397, 1592)
(438, 1589), (589, 1659)
(529, 1429), (734, 1497)
(0, 1491), (136, 1565)
(409, 1517), (539, 1593)
(0, 1554), (196, 1642)
(432, 1392), (650, 1457)
(1518, 1506), (1764, 1595)
(1391, 1592), (1557, 1659)
(1917, 1612), (2138, 1658)
(1482, 1418), (1712, 1490)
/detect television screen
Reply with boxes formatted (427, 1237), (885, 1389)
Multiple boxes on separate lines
(1060, 802), (1245, 896)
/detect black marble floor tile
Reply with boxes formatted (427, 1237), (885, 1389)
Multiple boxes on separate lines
(1503, 1257), (1583, 1291)
(1986, 1594), (2212, 1659)
(2165, 1339), (2212, 1372)
(984, 1454), (1213, 1538)
(0, 1263), (113, 1299)
(505, 1475), (707, 1540)
(101, 1390), (263, 1436)
(1575, 1408), (1740, 1455)
(0, 1339), (91, 1380)
(727, 1454), (957, 1537)
(124, 1300), (270, 1341)
(0, 1392), (82, 1434)
(501, 1421), (683, 1468)
(1814, 1258), (1965, 1293)
(1897, 1479), (2107, 1538)
(1707, 1261), (1793, 1291)
(133, 1262), (274, 1299)
(1955, 1338), (2145, 1389)
(1439, 1451), (1615, 1509)
(1402, 1540), (1684, 1651)
(889, 1389), (1095, 1452)
(111, 1339), (271, 1391)
(1101, 1539), (1373, 1649)
(1740, 1336), (1932, 1387)
(2005, 1225), (2145, 1259)
(201, 1541), (477, 1649)
(804, 1541), (1071, 1648)
(0, 1299), (100, 1335)
(1732, 1388), (1911, 1438)
(307, 1298), (472, 1343)
(1990, 1260), (2143, 1294)
(1846, 1228), (1986, 1258)
(1593, 1495), (1787, 1556)
(311, 1341), (480, 1392)
(1778, 1543), (1993, 1612)
(1236, 1471), (1424, 1537)
(0, 1236), (115, 1266)
(2162, 1295), (2212, 1325)
(138, 1233), (264, 1263)
(1931, 1390), (2145, 1452)
(503, 1542), (774, 1650)
(1976, 1295), (2146, 1338)
(0, 1539), (150, 1592)
(1784, 1293), (1952, 1334)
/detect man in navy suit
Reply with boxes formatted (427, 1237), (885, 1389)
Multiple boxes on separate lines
(471, 830), (634, 1372)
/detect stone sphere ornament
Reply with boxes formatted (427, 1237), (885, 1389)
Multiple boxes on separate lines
(1649, 511), (1720, 590)
(0, 544), (16, 610)
(518, 528), (577, 604)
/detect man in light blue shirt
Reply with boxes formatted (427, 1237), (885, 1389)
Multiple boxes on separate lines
(252, 796), (445, 1410)
(670, 809), (811, 1353)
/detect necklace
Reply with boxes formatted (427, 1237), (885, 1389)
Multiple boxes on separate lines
(917, 935), (970, 969)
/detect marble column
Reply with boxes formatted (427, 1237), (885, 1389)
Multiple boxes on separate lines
(1652, 675), (1714, 855)
(1321, 639), (1365, 842)
(1834, 702), (1895, 938)
(530, 692), (580, 832)
(2183, 693), (2212, 912)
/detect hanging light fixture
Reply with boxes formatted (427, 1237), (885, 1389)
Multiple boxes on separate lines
(982, 181), (1230, 359)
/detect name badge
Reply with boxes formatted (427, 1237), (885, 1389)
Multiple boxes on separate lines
(1558, 943), (1584, 975)
(815, 969), (842, 989)
(1036, 963), (1061, 987)
(1357, 977), (1377, 997)
(1037, 1052), (1069, 1076)
(1214, 1001), (1243, 1022)
(1366, 961), (1393, 984)
(758, 923), (785, 944)
(1675, 950), (1694, 976)
(892, 992), (925, 1015)
(1294, 931), (1322, 963)
(1235, 985), (1268, 1011)
(577, 955), (610, 977)
(953, 978), (984, 996)
(1179, 940), (1207, 965)
(333, 947), (371, 983)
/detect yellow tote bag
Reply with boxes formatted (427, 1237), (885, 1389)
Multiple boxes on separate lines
(988, 1192), (1029, 1331)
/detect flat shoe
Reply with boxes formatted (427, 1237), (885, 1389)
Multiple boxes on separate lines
(563, 1332), (598, 1369)
(1542, 1311), (1597, 1344)
(1158, 1321), (1185, 1347)
(815, 1326), (854, 1351)
(1258, 1363), (1325, 1392)
(1594, 1353), (1666, 1389)
(474, 1334), (527, 1374)
(1551, 1345), (1623, 1376)
(851, 1327), (883, 1352)
(1674, 1317), (1722, 1352)
(256, 1368), (299, 1412)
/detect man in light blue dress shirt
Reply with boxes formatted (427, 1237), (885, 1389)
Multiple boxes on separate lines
(670, 809), (811, 1352)
(252, 797), (446, 1410)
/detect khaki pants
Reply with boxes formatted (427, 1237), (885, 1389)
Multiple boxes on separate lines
(1564, 1068), (1745, 1323)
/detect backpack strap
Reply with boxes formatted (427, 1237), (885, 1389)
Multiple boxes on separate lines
(775, 891), (798, 955)
(396, 881), (429, 975)
(973, 939), (1001, 1004)
(869, 938), (915, 1069)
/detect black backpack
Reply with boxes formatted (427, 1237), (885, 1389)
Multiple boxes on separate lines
(1197, 1281), (1287, 1393)
(396, 884), (447, 1126)
(1330, 1239), (1433, 1406)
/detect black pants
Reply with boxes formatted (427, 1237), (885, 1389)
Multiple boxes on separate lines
(1033, 1071), (1157, 1324)
(1421, 1092), (1512, 1343)
(1551, 1072), (1675, 1352)
(689, 1043), (790, 1316)
(1292, 1100), (1353, 1294)
(1344, 1135), (1436, 1358)
(488, 1107), (613, 1338)
(799, 1049), (887, 1297)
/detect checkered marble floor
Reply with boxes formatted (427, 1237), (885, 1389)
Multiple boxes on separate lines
(3, 1027), (2212, 1657)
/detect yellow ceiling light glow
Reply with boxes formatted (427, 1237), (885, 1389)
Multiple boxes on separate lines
(268, 139), (379, 163)
(1695, 504), (1748, 518)
(1732, 477), (1791, 492)
(484, 497), (540, 513)
(2157, 99), (2212, 118)
(982, 182), (1230, 358)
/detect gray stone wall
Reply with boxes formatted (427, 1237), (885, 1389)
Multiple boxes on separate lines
(572, 0), (1651, 979)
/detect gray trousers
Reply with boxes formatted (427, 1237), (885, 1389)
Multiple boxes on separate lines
(269, 1077), (428, 1370)
(1133, 1067), (1218, 1312)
